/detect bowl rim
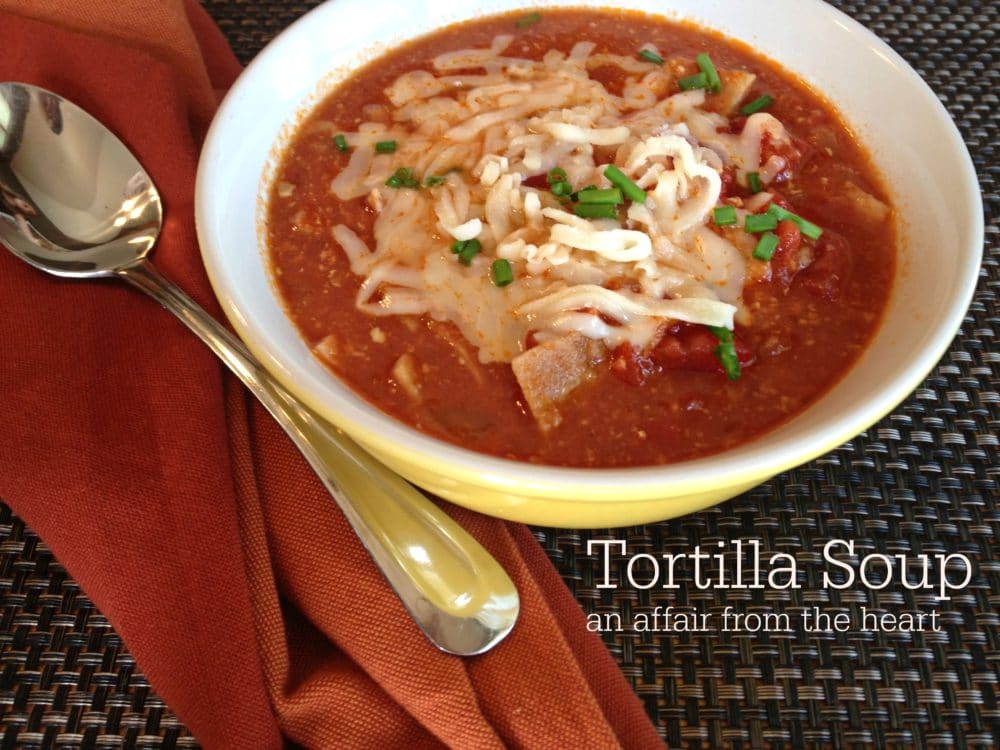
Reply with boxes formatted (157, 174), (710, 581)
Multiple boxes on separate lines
(196, 0), (984, 498)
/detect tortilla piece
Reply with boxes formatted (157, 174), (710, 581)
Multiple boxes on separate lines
(713, 70), (757, 116)
(844, 181), (891, 224)
(511, 333), (605, 431)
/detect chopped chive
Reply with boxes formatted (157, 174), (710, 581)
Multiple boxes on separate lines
(740, 94), (774, 116)
(801, 220), (823, 241)
(385, 167), (419, 189)
(573, 203), (618, 219)
(551, 180), (573, 198)
(638, 48), (664, 65)
(333, 133), (349, 152)
(696, 53), (722, 93)
(767, 204), (824, 240)
(425, 167), (461, 186)
(453, 238), (481, 265)
(744, 213), (779, 233)
(713, 205), (738, 226)
(679, 71), (710, 91)
(375, 140), (397, 154)
(547, 167), (567, 183)
(603, 165), (647, 204)
(491, 259), (514, 287)
(576, 187), (623, 205)
(708, 326), (741, 380)
(709, 325), (733, 343)
(548, 167), (573, 197)
(747, 171), (764, 194)
(516, 12), (540, 27)
(753, 232), (780, 261)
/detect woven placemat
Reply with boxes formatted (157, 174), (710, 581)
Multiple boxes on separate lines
(2, 1), (997, 747)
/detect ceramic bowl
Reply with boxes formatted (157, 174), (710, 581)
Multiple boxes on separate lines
(196, 0), (982, 526)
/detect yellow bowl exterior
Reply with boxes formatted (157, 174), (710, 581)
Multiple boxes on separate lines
(330, 410), (768, 526)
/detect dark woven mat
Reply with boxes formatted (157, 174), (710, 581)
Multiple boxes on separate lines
(2, 1), (998, 748)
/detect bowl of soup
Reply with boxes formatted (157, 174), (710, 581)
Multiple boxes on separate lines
(196, 0), (982, 526)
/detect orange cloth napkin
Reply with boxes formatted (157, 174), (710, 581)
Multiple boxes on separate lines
(0, 1), (665, 747)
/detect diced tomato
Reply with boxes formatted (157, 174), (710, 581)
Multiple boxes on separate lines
(719, 167), (737, 199)
(759, 131), (780, 164)
(521, 173), (551, 190)
(654, 325), (718, 372)
(796, 232), (851, 301)
(726, 116), (747, 135)
(524, 330), (541, 350)
(609, 343), (658, 386)
(652, 324), (754, 375)
(769, 219), (802, 286)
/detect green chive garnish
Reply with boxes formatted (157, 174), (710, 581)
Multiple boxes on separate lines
(452, 238), (481, 265)
(753, 232), (780, 261)
(375, 140), (397, 154)
(767, 204), (824, 240)
(603, 165), (647, 204)
(333, 134), (349, 152)
(547, 167), (573, 197)
(516, 12), (540, 27)
(696, 53), (722, 93)
(639, 49), (664, 65)
(573, 203), (618, 220)
(747, 171), (763, 194)
(708, 326), (741, 380)
(491, 259), (514, 287)
(425, 167), (461, 187)
(740, 94), (774, 116)
(385, 167), (419, 189)
(551, 181), (573, 198)
(576, 187), (623, 205)
(713, 205), (738, 226)
(744, 213), (779, 233)
(679, 72), (710, 91)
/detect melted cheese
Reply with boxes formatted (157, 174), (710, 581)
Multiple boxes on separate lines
(328, 36), (774, 364)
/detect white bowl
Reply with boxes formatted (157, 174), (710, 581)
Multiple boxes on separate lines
(196, 0), (983, 526)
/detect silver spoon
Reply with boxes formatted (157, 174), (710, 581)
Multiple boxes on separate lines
(0, 81), (518, 656)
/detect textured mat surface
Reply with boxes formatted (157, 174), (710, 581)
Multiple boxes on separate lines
(1, 1), (997, 747)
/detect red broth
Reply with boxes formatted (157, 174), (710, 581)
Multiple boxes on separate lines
(267, 8), (895, 467)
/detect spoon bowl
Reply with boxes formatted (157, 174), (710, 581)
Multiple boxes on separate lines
(0, 81), (518, 656)
(0, 83), (159, 276)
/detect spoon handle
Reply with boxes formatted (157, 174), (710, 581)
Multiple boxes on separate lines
(117, 260), (518, 656)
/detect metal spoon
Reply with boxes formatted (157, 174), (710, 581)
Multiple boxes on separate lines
(0, 81), (518, 656)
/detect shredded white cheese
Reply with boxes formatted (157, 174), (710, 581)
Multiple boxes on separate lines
(328, 37), (771, 363)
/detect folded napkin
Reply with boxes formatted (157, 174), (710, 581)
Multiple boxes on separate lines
(0, 1), (664, 747)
